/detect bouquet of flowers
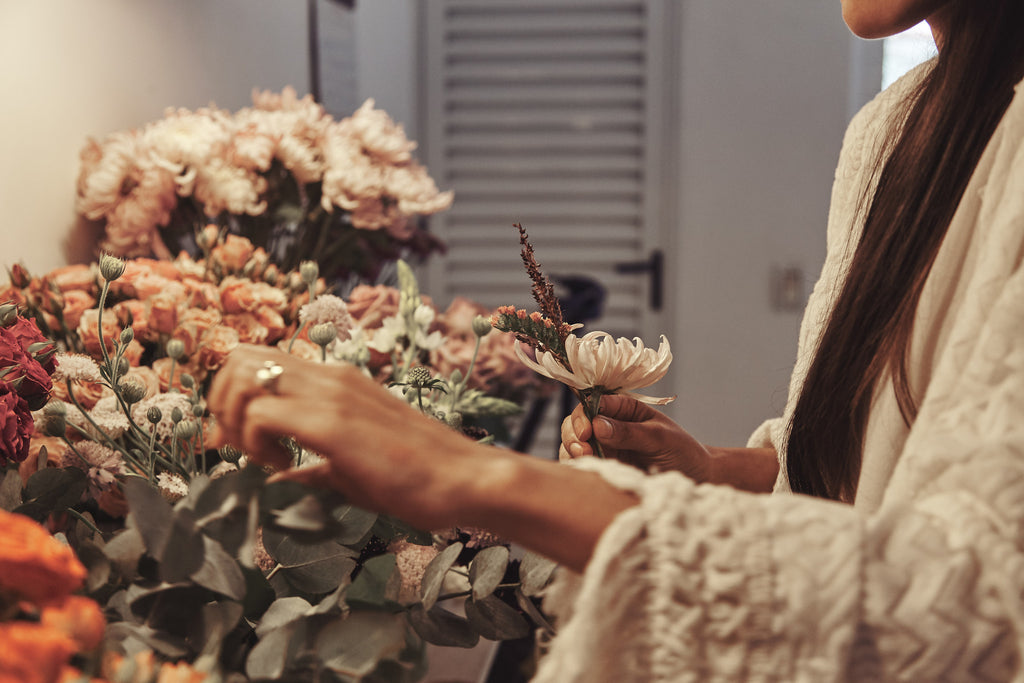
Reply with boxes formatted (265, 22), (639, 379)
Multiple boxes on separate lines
(0, 235), (552, 683)
(75, 89), (452, 286)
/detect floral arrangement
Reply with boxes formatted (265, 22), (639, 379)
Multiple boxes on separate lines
(0, 234), (552, 683)
(75, 89), (452, 285)
(490, 225), (674, 457)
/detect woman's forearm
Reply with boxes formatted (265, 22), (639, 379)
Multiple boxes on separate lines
(459, 452), (639, 573)
(705, 446), (779, 493)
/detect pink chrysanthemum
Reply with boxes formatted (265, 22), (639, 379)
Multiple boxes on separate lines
(299, 294), (354, 342)
(75, 441), (125, 499)
(51, 353), (102, 384)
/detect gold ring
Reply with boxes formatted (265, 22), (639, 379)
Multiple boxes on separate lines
(255, 360), (284, 393)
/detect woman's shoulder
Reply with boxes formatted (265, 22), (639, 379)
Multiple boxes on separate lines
(845, 59), (934, 148)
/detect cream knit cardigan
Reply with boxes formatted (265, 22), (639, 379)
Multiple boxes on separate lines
(533, 63), (1024, 682)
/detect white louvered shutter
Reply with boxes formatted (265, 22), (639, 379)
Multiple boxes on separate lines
(420, 0), (674, 455)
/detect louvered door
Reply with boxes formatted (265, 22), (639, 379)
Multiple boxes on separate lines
(420, 0), (675, 455)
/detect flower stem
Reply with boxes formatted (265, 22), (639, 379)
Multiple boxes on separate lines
(577, 389), (606, 459)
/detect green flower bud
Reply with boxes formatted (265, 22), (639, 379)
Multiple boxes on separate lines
(309, 322), (338, 348)
(42, 414), (66, 437)
(115, 357), (130, 379)
(171, 407), (183, 424)
(219, 444), (243, 465)
(147, 406), (163, 424)
(99, 253), (127, 281)
(44, 401), (67, 417)
(472, 315), (492, 338)
(119, 380), (147, 405)
(179, 373), (195, 389)
(166, 339), (185, 360)
(263, 265), (279, 286)
(449, 369), (464, 386)
(192, 404), (204, 418)
(407, 366), (432, 388)
(299, 260), (319, 285)
(0, 303), (17, 327)
(445, 411), (463, 430)
(174, 421), (197, 439)
(119, 327), (134, 344)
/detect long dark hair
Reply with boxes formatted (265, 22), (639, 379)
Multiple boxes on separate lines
(786, 2), (1024, 502)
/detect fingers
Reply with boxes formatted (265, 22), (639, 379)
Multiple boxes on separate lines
(559, 406), (593, 460)
(594, 394), (657, 423)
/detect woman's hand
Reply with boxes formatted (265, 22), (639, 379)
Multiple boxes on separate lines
(560, 394), (713, 482)
(206, 345), (487, 530)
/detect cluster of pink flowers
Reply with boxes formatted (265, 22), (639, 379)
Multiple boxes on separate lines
(75, 87), (452, 259)
(0, 312), (56, 466)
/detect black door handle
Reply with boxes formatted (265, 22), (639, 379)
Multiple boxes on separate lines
(614, 250), (664, 311)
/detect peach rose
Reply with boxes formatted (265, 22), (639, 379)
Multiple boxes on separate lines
(146, 290), (182, 336)
(210, 234), (255, 273)
(253, 305), (287, 343)
(40, 595), (106, 651)
(152, 356), (206, 392)
(59, 289), (96, 330)
(110, 259), (181, 299)
(222, 313), (269, 345)
(122, 339), (145, 366)
(18, 435), (69, 481)
(51, 376), (105, 410)
(76, 308), (120, 360)
(0, 509), (87, 604)
(96, 485), (131, 518)
(197, 324), (240, 370)
(345, 284), (401, 329)
(47, 264), (97, 293)
(172, 308), (223, 356)
(112, 298), (150, 341)
(277, 337), (320, 362)
(219, 277), (287, 314)
(181, 278), (220, 310)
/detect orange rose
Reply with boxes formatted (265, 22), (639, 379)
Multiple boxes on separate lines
(210, 234), (255, 273)
(146, 291), (182, 336)
(51, 376), (105, 410)
(40, 595), (106, 651)
(110, 259), (182, 299)
(197, 324), (240, 370)
(222, 313), (269, 345)
(113, 299), (150, 341)
(346, 284), (401, 329)
(59, 289), (96, 330)
(122, 339), (145, 366)
(277, 337), (320, 362)
(253, 306), (287, 344)
(219, 277), (287, 314)
(181, 279), (220, 310)
(47, 264), (97, 294)
(76, 309), (120, 360)
(19, 435), (69, 481)
(0, 622), (76, 683)
(95, 485), (131, 518)
(172, 308), (223, 357)
(152, 357), (207, 393)
(157, 661), (210, 683)
(0, 509), (86, 604)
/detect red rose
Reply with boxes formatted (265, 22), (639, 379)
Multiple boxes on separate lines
(7, 317), (55, 372)
(0, 390), (34, 466)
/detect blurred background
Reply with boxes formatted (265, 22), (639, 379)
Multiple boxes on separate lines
(0, 0), (935, 461)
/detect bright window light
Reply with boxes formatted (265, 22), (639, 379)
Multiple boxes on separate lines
(882, 21), (937, 89)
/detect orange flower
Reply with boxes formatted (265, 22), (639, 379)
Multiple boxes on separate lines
(219, 277), (287, 314)
(47, 264), (98, 294)
(0, 621), (77, 683)
(210, 234), (255, 273)
(156, 661), (210, 683)
(0, 510), (86, 604)
(40, 595), (107, 652)
(196, 325), (240, 370)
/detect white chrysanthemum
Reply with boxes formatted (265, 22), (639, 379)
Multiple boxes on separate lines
(76, 441), (126, 498)
(52, 353), (102, 383)
(89, 396), (130, 438)
(299, 294), (354, 342)
(133, 392), (195, 441)
(157, 472), (189, 502)
(515, 331), (674, 405)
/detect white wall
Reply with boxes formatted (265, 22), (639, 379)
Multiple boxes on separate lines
(0, 0), (309, 274)
(663, 2), (872, 445)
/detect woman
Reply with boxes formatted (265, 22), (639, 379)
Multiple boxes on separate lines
(208, 0), (1024, 679)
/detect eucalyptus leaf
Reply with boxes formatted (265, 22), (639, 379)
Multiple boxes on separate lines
(469, 545), (509, 601)
(194, 465), (265, 524)
(262, 527), (359, 595)
(407, 604), (480, 648)
(15, 467), (87, 520)
(331, 505), (378, 546)
(419, 542), (463, 611)
(103, 527), (146, 579)
(514, 587), (555, 635)
(158, 507), (205, 583)
(315, 611), (407, 678)
(312, 578), (352, 616)
(75, 541), (112, 593)
(519, 551), (558, 597)
(0, 468), (22, 511)
(246, 619), (299, 680)
(464, 595), (531, 641)
(190, 535), (246, 600)
(273, 494), (330, 532)
(123, 476), (174, 557)
(195, 600), (244, 658)
(242, 565), (277, 620)
(104, 622), (190, 659)
(255, 597), (313, 638)
(346, 554), (402, 612)
(370, 515), (432, 546)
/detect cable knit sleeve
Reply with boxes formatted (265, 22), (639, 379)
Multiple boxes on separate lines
(534, 263), (1024, 681)
(532, 70), (1024, 683)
